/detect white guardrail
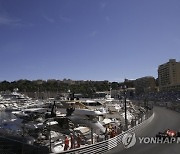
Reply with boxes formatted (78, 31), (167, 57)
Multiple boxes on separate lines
(58, 111), (155, 154)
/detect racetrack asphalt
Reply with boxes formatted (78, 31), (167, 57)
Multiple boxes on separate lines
(106, 106), (180, 154)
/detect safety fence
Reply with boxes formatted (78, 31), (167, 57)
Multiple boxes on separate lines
(59, 110), (154, 154)
(153, 101), (180, 113)
(0, 110), (154, 154)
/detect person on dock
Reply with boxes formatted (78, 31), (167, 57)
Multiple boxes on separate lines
(110, 128), (116, 138)
(64, 135), (69, 151)
(70, 133), (75, 149)
(113, 126), (117, 136)
(104, 126), (109, 140)
(76, 133), (82, 148)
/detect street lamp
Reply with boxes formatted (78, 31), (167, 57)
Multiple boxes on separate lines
(49, 121), (52, 153)
(121, 85), (128, 130)
(44, 119), (53, 153)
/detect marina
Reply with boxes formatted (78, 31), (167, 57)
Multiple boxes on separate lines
(0, 0), (179, 153)
(0, 89), (149, 153)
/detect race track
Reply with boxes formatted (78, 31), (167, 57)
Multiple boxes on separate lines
(106, 106), (180, 154)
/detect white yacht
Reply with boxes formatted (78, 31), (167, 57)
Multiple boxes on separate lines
(106, 103), (121, 112)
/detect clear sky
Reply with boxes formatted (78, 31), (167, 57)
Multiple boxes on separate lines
(0, 0), (180, 82)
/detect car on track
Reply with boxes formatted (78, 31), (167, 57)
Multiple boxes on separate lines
(156, 129), (180, 139)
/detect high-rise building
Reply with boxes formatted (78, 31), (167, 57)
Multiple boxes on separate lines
(158, 59), (180, 91)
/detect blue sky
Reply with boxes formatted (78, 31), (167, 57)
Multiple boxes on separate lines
(0, 0), (180, 82)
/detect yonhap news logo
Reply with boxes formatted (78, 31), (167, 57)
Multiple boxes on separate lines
(122, 132), (136, 148)
(122, 132), (180, 149)
(138, 136), (180, 144)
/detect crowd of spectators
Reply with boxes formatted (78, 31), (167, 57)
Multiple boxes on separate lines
(64, 133), (82, 151)
(135, 91), (180, 103)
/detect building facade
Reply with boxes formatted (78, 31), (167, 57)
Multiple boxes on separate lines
(158, 59), (180, 91)
(134, 76), (156, 94)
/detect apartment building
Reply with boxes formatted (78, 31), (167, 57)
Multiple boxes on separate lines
(158, 59), (180, 91)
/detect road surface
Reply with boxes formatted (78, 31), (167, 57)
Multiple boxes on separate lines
(106, 106), (180, 154)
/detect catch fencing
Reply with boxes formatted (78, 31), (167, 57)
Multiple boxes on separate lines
(59, 110), (154, 154)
